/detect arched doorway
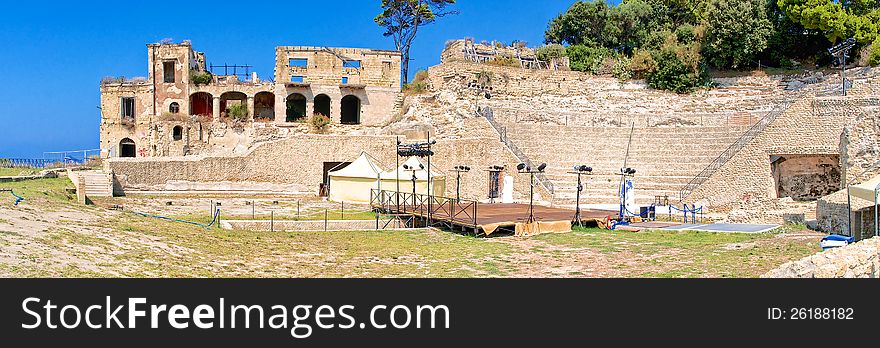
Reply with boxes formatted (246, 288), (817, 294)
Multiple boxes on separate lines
(189, 92), (213, 117)
(286, 93), (307, 122)
(254, 91), (275, 121)
(314, 94), (331, 118)
(120, 138), (136, 158)
(220, 92), (247, 119)
(341, 95), (361, 124)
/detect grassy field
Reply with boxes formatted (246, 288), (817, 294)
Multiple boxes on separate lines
(0, 167), (40, 177)
(0, 177), (823, 278)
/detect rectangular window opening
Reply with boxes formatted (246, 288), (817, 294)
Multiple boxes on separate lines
(343, 60), (362, 69)
(163, 61), (176, 83)
(291, 76), (305, 83)
(341, 77), (349, 85)
(121, 97), (135, 119)
(289, 58), (308, 68)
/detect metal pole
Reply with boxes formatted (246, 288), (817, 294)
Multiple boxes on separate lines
(270, 210), (274, 232)
(325, 209), (328, 231)
(427, 134), (432, 227)
(574, 172), (582, 226)
(842, 54), (847, 97)
(847, 187), (853, 237)
(528, 172), (535, 223)
(252, 201), (255, 220)
(396, 137), (400, 213)
(456, 171), (461, 202)
(341, 201), (344, 220)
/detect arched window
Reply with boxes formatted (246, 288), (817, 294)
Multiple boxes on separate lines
(286, 93), (307, 122)
(341, 95), (361, 124)
(172, 126), (183, 141)
(189, 92), (213, 117)
(254, 91), (276, 121)
(314, 94), (331, 118)
(169, 102), (180, 114)
(119, 138), (136, 158)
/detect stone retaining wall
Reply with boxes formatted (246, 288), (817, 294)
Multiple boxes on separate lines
(763, 237), (880, 278)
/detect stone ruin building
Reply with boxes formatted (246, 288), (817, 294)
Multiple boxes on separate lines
(99, 41), (402, 158)
(93, 39), (880, 240)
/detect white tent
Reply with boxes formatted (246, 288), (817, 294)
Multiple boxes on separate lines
(328, 152), (385, 204)
(380, 157), (446, 196)
(848, 174), (880, 203)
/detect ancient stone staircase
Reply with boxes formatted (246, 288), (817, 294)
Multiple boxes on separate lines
(69, 170), (113, 198)
(497, 122), (750, 205)
(482, 107), (555, 198)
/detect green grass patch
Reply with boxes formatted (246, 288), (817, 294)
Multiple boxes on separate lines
(534, 226), (820, 278)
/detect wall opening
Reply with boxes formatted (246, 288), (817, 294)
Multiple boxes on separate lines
(172, 126), (183, 141)
(120, 138), (136, 158)
(121, 97), (135, 120)
(771, 154), (841, 201)
(341, 95), (361, 124)
(189, 92), (213, 117)
(322, 161), (351, 196)
(314, 94), (331, 117)
(254, 91), (275, 121)
(169, 102), (180, 114)
(220, 92), (247, 118)
(163, 60), (176, 83)
(286, 93), (307, 122)
(289, 58), (308, 68)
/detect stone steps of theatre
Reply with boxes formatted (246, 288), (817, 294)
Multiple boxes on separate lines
(77, 172), (113, 197)
(514, 145), (733, 156)
(502, 127), (751, 137)
(510, 138), (745, 148)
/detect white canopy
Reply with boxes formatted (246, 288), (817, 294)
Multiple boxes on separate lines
(328, 152), (383, 179)
(849, 174), (880, 202)
(328, 152), (385, 204)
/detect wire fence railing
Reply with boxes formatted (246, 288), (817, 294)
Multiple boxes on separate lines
(481, 107), (555, 197)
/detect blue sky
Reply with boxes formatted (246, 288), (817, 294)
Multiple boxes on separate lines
(0, 0), (609, 158)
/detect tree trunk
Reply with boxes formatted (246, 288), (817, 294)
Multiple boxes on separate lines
(402, 48), (411, 85)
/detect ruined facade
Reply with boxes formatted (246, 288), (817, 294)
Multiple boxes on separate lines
(99, 41), (402, 159)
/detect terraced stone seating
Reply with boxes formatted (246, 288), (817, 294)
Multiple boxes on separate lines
(500, 122), (751, 204)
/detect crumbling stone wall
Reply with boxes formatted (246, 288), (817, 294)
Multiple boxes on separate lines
(771, 155), (840, 201)
(763, 237), (880, 278)
(107, 133), (533, 202)
(688, 96), (876, 209)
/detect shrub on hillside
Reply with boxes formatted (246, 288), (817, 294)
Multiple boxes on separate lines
(612, 56), (633, 81)
(190, 70), (213, 85)
(536, 44), (567, 61)
(226, 104), (248, 121)
(870, 39), (880, 67)
(566, 45), (617, 73)
(404, 70), (430, 95)
(309, 113), (331, 133)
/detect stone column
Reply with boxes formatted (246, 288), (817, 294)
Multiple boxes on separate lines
(275, 93), (287, 124)
(306, 99), (314, 120)
(212, 96), (221, 120)
(247, 96), (255, 122)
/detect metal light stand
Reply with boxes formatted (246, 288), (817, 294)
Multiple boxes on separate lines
(397, 139), (436, 226)
(518, 163), (547, 224)
(569, 165), (593, 226)
(828, 38), (856, 96)
(451, 165), (471, 203)
(618, 167), (637, 222)
(402, 164), (421, 211)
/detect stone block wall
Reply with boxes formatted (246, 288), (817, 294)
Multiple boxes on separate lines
(763, 237), (880, 278)
(106, 132), (533, 202)
(687, 96), (874, 209)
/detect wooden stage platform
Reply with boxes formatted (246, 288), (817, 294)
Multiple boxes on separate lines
(370, 190), (614, 235)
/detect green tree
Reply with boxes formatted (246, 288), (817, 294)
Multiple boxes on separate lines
(703, 0), (772, 68)
(777, 0), (880, 44)
(536, 44), (567, 61)
(545, 1), (615, 47)
(646, 34), (708, 93)
(375, 0), (457, 83)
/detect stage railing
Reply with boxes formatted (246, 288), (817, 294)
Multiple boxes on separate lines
(371, 189), (478, 229)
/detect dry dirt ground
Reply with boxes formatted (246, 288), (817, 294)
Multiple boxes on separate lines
(0, 177), (823, 278)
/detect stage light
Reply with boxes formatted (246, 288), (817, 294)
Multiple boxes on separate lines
(485, 92), (492, 99)
(537, 163), (547, 172)
(517, 163), (526, 171)
(403, 164), (411, 170)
